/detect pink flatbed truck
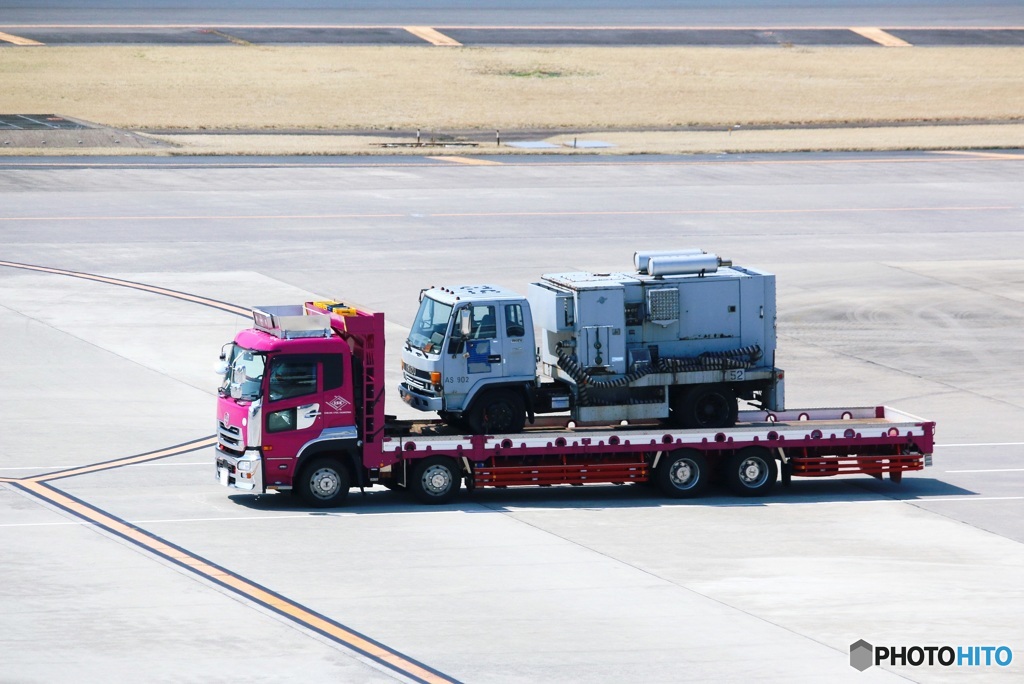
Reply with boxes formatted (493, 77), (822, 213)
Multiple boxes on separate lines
(214, 301), (934, 507)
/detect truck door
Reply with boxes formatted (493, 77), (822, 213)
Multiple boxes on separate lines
(444, 303), (504, 411)
(262, 355), (323, 485)
(502, 302), (535, 378)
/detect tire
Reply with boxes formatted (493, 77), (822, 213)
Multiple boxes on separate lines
(409, 456), (461, 505)
(466, 389), (526, 434)
(673, 384), (738, 429)
(654, 449), (709, 499)
(296, 457), (351, 507)
(725, 446), (777, 497)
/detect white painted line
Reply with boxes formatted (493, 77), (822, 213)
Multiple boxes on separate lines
(0, 461), (210, 471)
(937, 442), (1024, 447)
(945, 468), (1024, 474)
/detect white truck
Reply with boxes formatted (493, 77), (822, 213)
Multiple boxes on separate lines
(399, 250), (784, 433)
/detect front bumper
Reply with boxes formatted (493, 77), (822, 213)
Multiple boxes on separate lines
(214, 448), (263, 492)
(399, 381), (444, 412)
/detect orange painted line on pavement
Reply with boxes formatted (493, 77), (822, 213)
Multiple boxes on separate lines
(850, 27), (913, 47)
(12, 479), (459, 684)
(0, 261), (251, 317)
(27, 436), (216, 483)
(0, 30), (43, 45)
(404, 26), (462, 46)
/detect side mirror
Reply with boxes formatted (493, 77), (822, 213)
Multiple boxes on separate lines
(459, 308), (472, 337)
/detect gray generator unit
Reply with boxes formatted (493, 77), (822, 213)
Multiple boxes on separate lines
(527, 250), (783, 425)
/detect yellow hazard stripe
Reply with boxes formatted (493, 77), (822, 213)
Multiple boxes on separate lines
(14, 479), (460, 683)
(850, 27), (912, 47)
(0, 31), (43, 45)
(404, 26), (461, 46)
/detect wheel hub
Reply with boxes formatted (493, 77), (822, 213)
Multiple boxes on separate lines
(671, 461), (695, 486)
(740, 458), (766, 485)
(312, 468), (340, 498)
(422, 465), (452, 494)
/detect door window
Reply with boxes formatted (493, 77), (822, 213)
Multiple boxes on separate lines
(469, 305), (497, 339)
(505, 304), (526, 337)
(269, 358), (318, 401)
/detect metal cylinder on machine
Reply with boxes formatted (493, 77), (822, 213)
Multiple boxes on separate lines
(648, 253), (730, 277)
(634, 248), (704, 274)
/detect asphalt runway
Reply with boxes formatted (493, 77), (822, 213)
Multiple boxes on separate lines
(3, 0), (1024, 28)
(2, 25), (1023, 47)
(1, 150), (1022, 682)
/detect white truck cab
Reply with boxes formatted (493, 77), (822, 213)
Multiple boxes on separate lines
(399, 285), (537, 433)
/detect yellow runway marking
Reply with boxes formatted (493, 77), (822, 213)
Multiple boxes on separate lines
(404, 26), (461, 46)
(850, 27), (912, 47)
(0, 264), (459, 681)
(0, 261), (251, 317)
(12, 479), (458, 683)
(0, 30), (43, 45)
(429, 156), (503, 165)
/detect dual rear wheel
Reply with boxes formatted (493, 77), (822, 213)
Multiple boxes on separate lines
(655, 446), (777, 498)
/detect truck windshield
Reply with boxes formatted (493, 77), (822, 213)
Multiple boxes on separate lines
(407, 296), (453, 353)
(221, 344), (266, 401)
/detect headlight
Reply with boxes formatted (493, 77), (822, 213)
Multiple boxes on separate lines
(237, 460), (253, 472)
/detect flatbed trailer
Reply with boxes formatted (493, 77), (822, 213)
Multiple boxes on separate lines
(376, 406), (934, 500)
(215, 301), (934, 506)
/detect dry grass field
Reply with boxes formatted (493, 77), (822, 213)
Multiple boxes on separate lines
(2, 45), (1023, 154)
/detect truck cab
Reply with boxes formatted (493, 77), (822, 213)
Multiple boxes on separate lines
(215, 305), (361, 502)
(399, 285), (537, 433)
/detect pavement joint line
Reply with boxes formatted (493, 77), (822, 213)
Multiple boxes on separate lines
(932, 150), (1024, 160)
(25, 436), (216, 483)
(0, 30), (43, 46)
(2, 155), (1023, 171)
(404, 26), (462, 46)
(938, 442), (1024, 447)
(849, 27), (913, 47)
(946, 468), (1024, 474)
(0, 260), (251, 317)
(428, 155), (503, 165)
(0, 205), (1009, 223)
(9, 478), (460, 684)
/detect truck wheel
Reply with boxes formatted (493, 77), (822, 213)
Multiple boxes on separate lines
(409, 456), (461, 505)
(725, 447), (777, 497)
(297, 457), (351, 508)
(675, 384), (738, 429)
(467, 390), (526, 434)
(655, 449), (708, 498)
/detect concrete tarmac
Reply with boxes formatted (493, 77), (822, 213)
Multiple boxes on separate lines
(1, 150), (1022, 682)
